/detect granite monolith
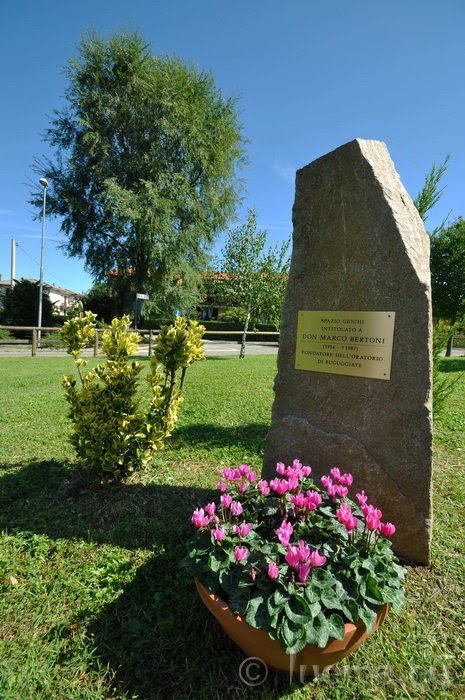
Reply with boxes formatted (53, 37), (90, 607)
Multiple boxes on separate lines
(263, 139), (432, 564)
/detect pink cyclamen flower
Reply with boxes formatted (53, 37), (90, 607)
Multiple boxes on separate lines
(309, 550), (327, 568)
(336, 503), (352, 524)
(287, 475), (299, 491)
(276, 519), (293, 547)
(268, 562), (280, 580)
(191, 508), (210, 528)
(230, 500), (243, 516)
(220, 494), (232, 509)
(270, 479), (289, 496)
(301, 465), (312, 477)
(321, 475), (333, 490)
(276, 462), (286, 475)
(335, 484), (348, 499)
(362, 504), (383, 520)
(212, 527), (226, 541)
(379, 522), (396, 538)
(298, 539), (310, 561)
(205, 502), (216, 516)
(356, 490), (368, 505)
(221, 468), (235, 481)
(238, 483), (248, 493)
(296, 562), (311, 583)
(257, 479), (270, 496)
(285, 546), (301, 568)
(365, 513), (381, 531)
(345, 515), (359, 533)
(217, 481), (228, 493)
(233, 522), (252, 538)
(238, 464), (250, 476)
(290, 492), (306, 509)
(305, 490), (322, 510)
(234, 546), (248, 562)
(326, 483), (338, 499)
(340, 473), (353, 486)
(330, 467), (342, 482)
(247, 470), (257, 483)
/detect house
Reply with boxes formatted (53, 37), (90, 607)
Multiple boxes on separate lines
(0, 276), (82, 315)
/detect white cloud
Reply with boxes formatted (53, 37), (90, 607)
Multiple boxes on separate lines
(273, 162), (296, 185)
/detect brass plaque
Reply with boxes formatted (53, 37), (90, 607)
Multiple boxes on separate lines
(295, 311), (396, 380)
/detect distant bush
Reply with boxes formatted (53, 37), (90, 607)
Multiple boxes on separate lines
(433, 320), (464, 415)
(61, 312), (205, 480)
(217, 307), (247, 323)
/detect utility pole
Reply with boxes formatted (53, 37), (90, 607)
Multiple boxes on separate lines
(37, 178), (48, 342)
(10, 239), (16, 288)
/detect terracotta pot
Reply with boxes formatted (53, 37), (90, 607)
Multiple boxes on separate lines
(195, 579), (388, 676)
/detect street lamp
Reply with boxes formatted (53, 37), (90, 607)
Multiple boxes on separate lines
(37, 177), (48, 342)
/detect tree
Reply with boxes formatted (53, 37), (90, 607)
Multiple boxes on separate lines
(31, 29), (245, 318)
(430, 218), (465, 355)
(414, 156), (449, 227)
(83, 282), (118, 323)
(0, 279), (55, 330)
(217, 210), (290, 358)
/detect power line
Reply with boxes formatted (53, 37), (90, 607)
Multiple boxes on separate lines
(15, 243), (75, 290)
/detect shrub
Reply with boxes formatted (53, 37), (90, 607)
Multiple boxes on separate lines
(432, 320), (464, 415)
(61, 312), (205, 480)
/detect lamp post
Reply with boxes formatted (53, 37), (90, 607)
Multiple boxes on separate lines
(37, 177), (48, 342)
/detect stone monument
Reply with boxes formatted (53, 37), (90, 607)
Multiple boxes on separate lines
(263, 139), (432, 564)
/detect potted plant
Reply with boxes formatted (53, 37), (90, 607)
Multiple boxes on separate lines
(183, 460), (405, 676)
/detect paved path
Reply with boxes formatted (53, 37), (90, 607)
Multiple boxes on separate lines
(0, 340), (280, 358)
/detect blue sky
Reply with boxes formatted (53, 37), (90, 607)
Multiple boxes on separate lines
(1, 1), (464, 293)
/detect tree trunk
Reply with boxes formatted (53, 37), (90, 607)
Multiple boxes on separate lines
(445, 335), (453, 357)
(240, 309), (251, 359)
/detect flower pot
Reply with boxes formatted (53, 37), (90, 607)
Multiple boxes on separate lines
(195, 579), (389, 676)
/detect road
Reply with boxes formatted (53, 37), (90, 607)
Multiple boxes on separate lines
(0, 339), (280, 358)
(1, 340), (464, 359)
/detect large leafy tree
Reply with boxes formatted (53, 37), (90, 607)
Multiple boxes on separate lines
(216, 210), (290, 358)
(31, 29), (245, 317)
(430, 218), (465, 354)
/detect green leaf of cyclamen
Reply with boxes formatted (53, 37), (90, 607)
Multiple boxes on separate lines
(281, 618), (303, 651)
(320, 589), (345, 611)
(287, 634), (308, 655)
(305, 613), (330, 648)
(357, 606), (376, 633)
(366, 575), (384, 602)
(245, 595), (268, 628)
(327, 613), (346, 641)
(272, 588), (289, 608)
(340, 598), (358, 622)
(284, 595), (311, 625)
(228, 588), (250, 617)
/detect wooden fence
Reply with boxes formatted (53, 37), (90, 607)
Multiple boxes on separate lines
(0, 326), (280, 357)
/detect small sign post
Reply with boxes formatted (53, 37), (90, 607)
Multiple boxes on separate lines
(134, 293), (150, 330)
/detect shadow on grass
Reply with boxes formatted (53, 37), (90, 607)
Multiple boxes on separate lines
(172, 422), (268, 452)
(439, 357), (465, 373)
(0, 459), (211, 549)
(0, 460), (286, 698)
(87, 556), (288, 700)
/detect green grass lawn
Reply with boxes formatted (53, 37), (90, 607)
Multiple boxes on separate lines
(0, 355), (464, 699)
